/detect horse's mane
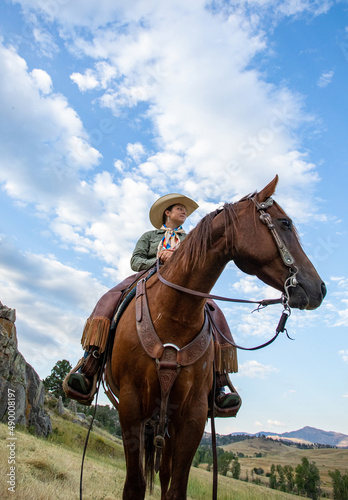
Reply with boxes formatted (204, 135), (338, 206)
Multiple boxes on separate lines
(169, 192), (297, 272)
(172, 201), (240, 272)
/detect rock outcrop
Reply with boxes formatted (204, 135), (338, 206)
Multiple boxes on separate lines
(0, 302), (52, 436)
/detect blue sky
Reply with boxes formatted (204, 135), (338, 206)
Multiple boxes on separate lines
(0, 0), (347, 438)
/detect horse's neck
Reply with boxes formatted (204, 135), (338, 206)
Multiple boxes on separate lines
(156, 253), (227, 327)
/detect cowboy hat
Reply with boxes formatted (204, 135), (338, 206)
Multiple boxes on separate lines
(149, 193), (199, 229)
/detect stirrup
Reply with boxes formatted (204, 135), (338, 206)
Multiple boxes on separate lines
(68, 372), (91, 395)
(215, 391), (241, 409)
(208, 378), (242, 419)
(62, 357), (99, 406)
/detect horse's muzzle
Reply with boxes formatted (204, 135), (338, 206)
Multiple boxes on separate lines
(288, 280), (326, 310)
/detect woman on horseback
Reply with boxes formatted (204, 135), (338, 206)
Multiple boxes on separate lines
(64, 193), (241, 412)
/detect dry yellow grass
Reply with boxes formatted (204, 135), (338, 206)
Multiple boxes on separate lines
(222, 436), (348, 497)
(2, 417), (342, 500)
(0, 421), (127, 500)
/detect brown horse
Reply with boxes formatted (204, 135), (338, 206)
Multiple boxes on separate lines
(109, 176), (326, 500)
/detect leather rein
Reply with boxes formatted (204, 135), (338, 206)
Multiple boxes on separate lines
(156, 195), (299, 350)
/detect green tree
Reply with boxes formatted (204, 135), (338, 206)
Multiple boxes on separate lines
(83, 404), (121, 436)
(277, 464), (287, 492)
(269, 464), (277, 489)
(217, 453), (230, 476)
(43, 359), (72, 403)
(284, 464), (295, 493)
(231, 457), (241, 479)
(328, 469), (348, 500)
(295, 457), (321, 500)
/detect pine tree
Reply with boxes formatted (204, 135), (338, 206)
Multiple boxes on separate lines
(231, 457), (241, 479)
(43, 359), (72, 403)
(269, 464), (277, 489)
(276, 464), (287, 492)
(284, 464), (295, 493)
(295, 457), (321, 500)
(329, 469), (348, 500)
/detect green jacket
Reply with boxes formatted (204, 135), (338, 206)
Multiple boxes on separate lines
(130, 229), (187, 272)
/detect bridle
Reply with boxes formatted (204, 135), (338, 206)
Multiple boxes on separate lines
(156, 195), (300, 347)
(252, 196), (299, 305)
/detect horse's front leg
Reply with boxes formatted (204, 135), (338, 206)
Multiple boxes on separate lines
(159, 436), (173, 499)
(118, 389), (146, 500)
(165, 393), (209, 500)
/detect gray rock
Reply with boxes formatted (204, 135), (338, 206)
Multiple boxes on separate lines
(0, 303), (52, 437)
(56, 396), (65, 415)
(68, 399), (77, 413)
(0, 302), (16, 323)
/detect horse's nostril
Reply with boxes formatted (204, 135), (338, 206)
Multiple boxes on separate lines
(321, 282), (327, 298)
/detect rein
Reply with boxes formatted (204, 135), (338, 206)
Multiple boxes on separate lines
(156, 259), (283, 307)
(156, 195), (298, 350)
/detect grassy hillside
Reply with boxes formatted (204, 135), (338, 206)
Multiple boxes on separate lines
(0, 412), (301, 500)
(222, 436), (348, 497)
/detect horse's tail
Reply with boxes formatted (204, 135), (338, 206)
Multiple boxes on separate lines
(144, 421), (155, 492)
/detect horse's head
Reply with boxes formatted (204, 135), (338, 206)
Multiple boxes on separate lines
(232, 175), (326, 310)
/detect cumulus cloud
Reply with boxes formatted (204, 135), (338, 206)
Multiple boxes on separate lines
(267, 419), (286, 428)
(13, 0), (323, 214)
(0, 237), (109, 376)
(70, 69), (100, 92)
(127, 142), (146, 163)
(0, 0), (331, 278)
(0, 42), (101, 206)
(238, 359), (279, 378)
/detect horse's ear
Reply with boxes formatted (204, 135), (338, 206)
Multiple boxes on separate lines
(256, 175), (279, 202)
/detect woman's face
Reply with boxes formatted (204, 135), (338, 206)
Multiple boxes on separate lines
(165, 204), (187, 227)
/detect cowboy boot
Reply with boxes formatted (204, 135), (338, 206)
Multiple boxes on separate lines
(215, 373), (241, 409)
(67, 347), (102, 396)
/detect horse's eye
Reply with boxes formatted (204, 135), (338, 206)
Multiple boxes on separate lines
(279, 218), (292, 229)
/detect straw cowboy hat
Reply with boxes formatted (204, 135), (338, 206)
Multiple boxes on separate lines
(149, 193), (199, 229)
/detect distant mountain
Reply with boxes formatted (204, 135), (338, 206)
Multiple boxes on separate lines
(258, 426), (348, 448)
(202, 426), (348, 448)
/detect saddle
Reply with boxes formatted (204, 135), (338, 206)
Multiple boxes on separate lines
(103, 271), (241, 436)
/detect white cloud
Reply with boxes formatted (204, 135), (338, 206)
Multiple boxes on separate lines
(238, 359), (279, 378)
(331, 276), (348, 284)
(1, 2), (336, 296)
(114, 159), (125, 172)
(14, 0), (332, 30)
(126, 142), (146, 163)
(51, 1), (322, 220)
(339, 350), (348, 363)
(0, 42), (101, 206)
(0, 237), (110, 376)
(231, 276), (269, 298)
(70, 62), (117, 92)
(30, 68), (53, 94)
(0, 2), (331, 271)
(267, 419), (286, 428)
(70, 69), (100, 92)
(277, 0), (331, 16)
(32, 27), (59, 57)
(317, 70), (334, 88)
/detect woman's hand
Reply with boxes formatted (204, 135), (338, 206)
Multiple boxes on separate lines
(158, 248), (175, 263)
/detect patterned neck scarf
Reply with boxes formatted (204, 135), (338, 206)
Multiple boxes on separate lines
(156, 224), (185, 257)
